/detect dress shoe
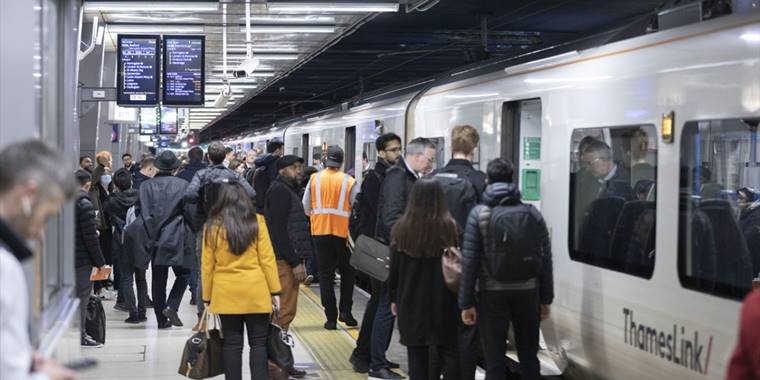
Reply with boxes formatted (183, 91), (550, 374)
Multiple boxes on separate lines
(339, 312), (358, 327)
(162, 307), (184, 327)
(323, 321), (337, 330)
(368, 368), (405, 379)
(349, 353), (369, 373)
(113, 302), (129, 312)
(157, 320), (173, 329)
(387, 361), (400, 369)
(81, 336), (103, 348)
(286, 367), (306, 378)
(124, 316), (144, 324)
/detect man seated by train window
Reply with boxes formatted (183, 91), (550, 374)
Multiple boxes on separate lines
(581, 140), (633, 201)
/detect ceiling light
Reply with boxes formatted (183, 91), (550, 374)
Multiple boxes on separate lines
(267, 2), (399, 13)
(239, 25), (335, 34)
(224, 53), (298, 60)
(741, 32), (760, 42)
(106, 14), (203, 23)
(106, 25), (204, 34)
(523, 76), (610, 84)
(243, 16), (335, 24)
(444, 93), (499, 99)
(95, 26), (105, 45)
(83, 2), (218, 12)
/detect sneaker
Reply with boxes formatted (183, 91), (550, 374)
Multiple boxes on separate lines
(303, 275), (314, 286)
(157, 319), (173, 329)
(368, 368), (405, 379)
(339, 312), (358, 327)
(113, 303), (129, 312)
(81, 336), (103, 348)
(323, 321), (337, 330)
(349, 353), (369, 373)
(286, 367), (306, 378)
(162, 307), (183, 327)
(124, 316), (144, 324)
(387, 361), (400, 369)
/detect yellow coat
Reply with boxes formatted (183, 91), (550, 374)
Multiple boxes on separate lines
(202, 215), (282, 314)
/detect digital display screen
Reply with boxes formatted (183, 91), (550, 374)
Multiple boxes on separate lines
(117, 35), (160, 106)
(139, 107), (158, 135)
(160, 107), (178, 135)
(162, 35), (205, 105)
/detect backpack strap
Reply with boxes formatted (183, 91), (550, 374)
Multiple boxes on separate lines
(477, 205), (491, 251)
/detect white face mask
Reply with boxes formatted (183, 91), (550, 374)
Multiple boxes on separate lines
(101, 175), (112, 186)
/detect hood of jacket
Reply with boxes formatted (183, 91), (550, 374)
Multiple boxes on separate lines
(482, 182), (521, 206)
(254, 153), (279, 168)
(110, 188), (139, 209)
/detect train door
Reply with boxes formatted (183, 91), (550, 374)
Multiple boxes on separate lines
(345, 126), (356, 174)
(428, 136), (446, 172)
(501, 99), (543, 209)
(302, 134), (310, 162)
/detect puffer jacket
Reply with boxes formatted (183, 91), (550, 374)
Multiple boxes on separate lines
(458, 182), (554, 309)
(253, 154), (280, 213)
(75, 191), (106, 269)
(264, 176), (313, 267)
(375, 158), (417, 243)
(184, 164), (256, 224)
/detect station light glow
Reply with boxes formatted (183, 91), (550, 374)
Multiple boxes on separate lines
(238, 25), (335, 34)
(267, 2), (399, 13)
(106, 25), (204, 34)
(83, 2), (219, 12)
(741, 32), (760, 42)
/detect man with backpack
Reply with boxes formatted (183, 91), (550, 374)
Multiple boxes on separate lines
(176, 146), (207, 306)
(253, 140), (284, 214)
(459, 158), (554, 380)
(427, 125), (485, 380)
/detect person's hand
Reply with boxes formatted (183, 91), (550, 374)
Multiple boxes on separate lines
(33, 354), (77, 380)
(540, 304), (551, 321)
(391, 302), (397, 316)
(293, 264), (307, 283)
(461, 307), (477, 326)
(272, 295), (281, 311)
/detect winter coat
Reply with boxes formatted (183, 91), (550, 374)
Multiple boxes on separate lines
(358, 159), (390, 238)
(202, 215), (282, 314)
(138, 174), (195, 269)
(132, 171), (151, 190)
(75, 191), (106, 269)
(430, 159), (486, 200)
(103, 188), (139, 235)
(388, 244), (459, 346)
(264, 176), (313, 267)
(176, 161), (207, 183)
(253, 153), (280, 213)
(376, 158), (417, 243)
(184, 164), (256, 224)
(459, 182), (554, 309)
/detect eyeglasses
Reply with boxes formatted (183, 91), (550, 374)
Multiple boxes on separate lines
(384, 147), (401, 153)
(581, 157), (602, 168)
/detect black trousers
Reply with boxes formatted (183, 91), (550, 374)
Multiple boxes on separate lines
(458, 323), (484, 380)
(313, 235), (355, 322)
(151, 264), (189, 325)
(478, 289), (541, 380)
(75, 265), (93, 341)
(219, 313), (269, 380)
(353, 279), (380, 362)
(120, 264), (148, 318)
(407, 344), (460, 380)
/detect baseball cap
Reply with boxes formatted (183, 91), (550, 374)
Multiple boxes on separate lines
(325, 146), (344, 168)
(276, 155), (304, 170)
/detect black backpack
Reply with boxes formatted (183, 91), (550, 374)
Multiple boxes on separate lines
(478, 197), (544, 282)
(202, 176), (237, 213)
(431, 171), (478, 232)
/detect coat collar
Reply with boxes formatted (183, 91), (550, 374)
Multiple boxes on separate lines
(0, 218), (32, 262)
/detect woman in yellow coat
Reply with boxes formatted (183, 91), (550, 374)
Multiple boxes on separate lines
(202, 182), (281, 380)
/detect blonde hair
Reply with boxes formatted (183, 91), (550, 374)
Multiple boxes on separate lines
(451, 125), (479, 155)
(95, 150), (112, 167)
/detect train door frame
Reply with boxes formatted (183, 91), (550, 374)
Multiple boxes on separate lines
(345, 126), (356, 173)
(500, 98), (543, 206)
(302, 133), (310, 163)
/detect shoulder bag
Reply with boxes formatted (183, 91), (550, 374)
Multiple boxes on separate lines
(441, 246), (462, 294)
(350, 235), (391, 282)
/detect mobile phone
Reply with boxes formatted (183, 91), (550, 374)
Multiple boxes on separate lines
(64, 358), (98, 371)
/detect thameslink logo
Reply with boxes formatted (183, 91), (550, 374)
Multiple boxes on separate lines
(623, 308), (714, 375)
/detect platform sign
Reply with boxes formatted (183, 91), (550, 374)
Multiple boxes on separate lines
(160, 107), (178, 135)
(162, 35), (205, 106)
(117, 35), (160, 106)
(139, 107), (159, 135)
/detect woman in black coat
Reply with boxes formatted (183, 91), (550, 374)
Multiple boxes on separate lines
(388, 179), (461, 380)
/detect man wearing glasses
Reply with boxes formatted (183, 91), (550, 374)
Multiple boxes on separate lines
(581, 140), (633, 200)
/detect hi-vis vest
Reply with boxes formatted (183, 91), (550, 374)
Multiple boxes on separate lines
(309, 169), (355, 238)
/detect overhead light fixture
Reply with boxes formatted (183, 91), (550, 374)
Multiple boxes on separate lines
(523, 76), (610, 84)
(95, 26), (105, 45)
(267, 2), (399, 13)
(239, 25), (335, 34)
(444, 93), (500, 99)
(106, 25), (204, 34)
(243, 16), (335, 24)
(83, 1), (219, 12)
(230, 54), (298, 61)
(741, 32), (760, 42)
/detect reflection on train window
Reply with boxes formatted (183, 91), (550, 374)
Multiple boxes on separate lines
(678, 118), (760, 300)
(568, 125), (657, 279)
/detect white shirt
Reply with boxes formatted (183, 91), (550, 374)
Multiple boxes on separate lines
(0, 248), (47, 380)
(403, 159), (420, 179)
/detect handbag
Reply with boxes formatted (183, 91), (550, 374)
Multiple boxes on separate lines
(350, 235), (391, 282)
(441, 246), (462, 294)
(178, 309), (224, 379)
(267, 309), (295, 370)
(85, 296), (106, 344)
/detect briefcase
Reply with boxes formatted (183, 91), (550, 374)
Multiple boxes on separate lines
(350, 235), (391, 282)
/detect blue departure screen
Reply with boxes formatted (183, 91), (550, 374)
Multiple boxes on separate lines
(163, 36), (205, 105)
(117, 35), (160, 106)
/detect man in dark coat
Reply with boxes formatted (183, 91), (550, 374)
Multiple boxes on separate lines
(139, 151), (195, 329)
(122, 153), (140, 178)
(132, 156), (157, 190)
(176, 146), (206, 306)
(264, 155), (312, 379)
(350, 133), (402, 374)
(176, 146), (206, 183)
(369, 137), (437, 380)
(74, 169), (106, 347)
(253, 140), (284, 213)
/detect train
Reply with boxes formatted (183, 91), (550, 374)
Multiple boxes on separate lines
(220, 8), (760, 380)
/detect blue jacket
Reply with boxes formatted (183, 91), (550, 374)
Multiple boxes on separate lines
(458, 182), (554, 309)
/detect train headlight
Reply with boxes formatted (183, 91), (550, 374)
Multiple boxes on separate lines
(662, 111), (674, 143)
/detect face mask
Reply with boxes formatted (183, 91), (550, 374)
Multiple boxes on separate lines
(101, 175), (112, 186)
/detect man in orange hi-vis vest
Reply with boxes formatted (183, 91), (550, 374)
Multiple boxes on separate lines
(302, 146), (359, 330)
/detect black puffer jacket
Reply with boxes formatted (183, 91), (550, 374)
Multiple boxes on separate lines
(358, 159), (390, 238)
(75, 192), (106, 269)
(459, 183), (554, 309)
(264, 176), (313, 267)
(184, 164), (256, 224)
(376, 158), (417, 243)
(253, 154), (280, 213)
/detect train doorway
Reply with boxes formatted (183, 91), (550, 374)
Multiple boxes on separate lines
(500, 98), (543, 207)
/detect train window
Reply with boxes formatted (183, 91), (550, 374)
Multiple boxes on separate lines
(568, 125), (657, 279)
(678, 118), (760, 300)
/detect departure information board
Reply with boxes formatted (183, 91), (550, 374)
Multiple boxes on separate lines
(162, 36), (205, 105)
(117, 35), (160, 106)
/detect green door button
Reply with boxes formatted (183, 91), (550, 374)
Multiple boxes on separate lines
(521, 169), (541, 201)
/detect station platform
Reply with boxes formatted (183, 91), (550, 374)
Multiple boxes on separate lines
(57, 280), (413, 380)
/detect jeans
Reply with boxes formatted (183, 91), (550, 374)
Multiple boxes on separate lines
(75, 266), (93, 341)
(151, 264), (189, 325)
(353, 279), (381, 363)
(407, 344), (460, 380)
(194, 234), (204, 316)
(370, 285), (395, 371)
(478, 289), (541, 380)
(219, 313), (270, 380)
(120, 264), (148, 318)
(313, 235), (355, 322)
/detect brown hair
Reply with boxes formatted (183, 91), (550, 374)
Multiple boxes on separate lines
(450, 125), (479, 155)
(204, 182), (258, 255)
(95, 150), (112, 167)
(391, 179), (458, 257)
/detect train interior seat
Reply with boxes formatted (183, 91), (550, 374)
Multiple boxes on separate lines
(699, 199), (753, 295)
(579, 196), (627, 266)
